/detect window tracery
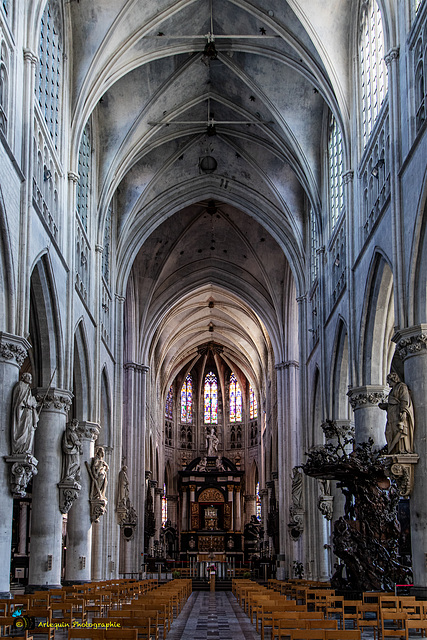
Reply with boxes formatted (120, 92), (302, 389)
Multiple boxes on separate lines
(204, 372), (218, 424)
(250, 386), (258, 420)
(310, 207), (319, 283)
(38, 1), (62, 149)
(359, 0), (388, 147)
(162, 483), (167, 526)
(76, 123), (91, 232)
(256, 481), (262, 521)
(229, 373), (242, 423)
(0, 39), (8, 136)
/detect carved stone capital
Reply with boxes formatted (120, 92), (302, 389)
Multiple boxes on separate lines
(275, 360), (299, 371)
(124, 362), (150, 374)
(0, 333), (30, 368)
(58, 479), (81, 514)
(259, 489), (268, 498)
(385, 47), (399, 66)
(154, 487), (163, 496)
(317, 495), (334, 521)
(347, 385), (388, 410)
(23, 48), (38, 65)
(95, 244), (104, 253)
(149, 479), (158, 489)
(288, 506), (304, 540)
(4, 454), (38, 498)
(393, 325), (427, 360)
(90, 498), (107, 523)
(76, 422), (100, 442)
(68, 171), (79, 183)
(36, 388), (73, 414)
(343, 170), (354, 185)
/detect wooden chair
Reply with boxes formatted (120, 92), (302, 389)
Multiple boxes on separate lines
(306, 619), (338, 630)
(343, 600), (361, 630)
(104, 630), (138, 640)
(288, 631), (326, 640)
(68, 630), (104, 639)
(325, 631), (361, 640)
(380, 611), (408, 640)
(356, 603), (380, 640)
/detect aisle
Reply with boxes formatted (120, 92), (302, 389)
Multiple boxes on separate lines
(166, 591), (262, 640)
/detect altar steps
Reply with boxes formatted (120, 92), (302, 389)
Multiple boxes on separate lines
(192, 578), (233, 591)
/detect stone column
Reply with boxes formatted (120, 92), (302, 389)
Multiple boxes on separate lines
(235, 486), (241, 531)
(393, 326), (427, 589)
(245, 495), (256, 522)
(65, 422), (99, 583)
(181, 488), (188, 531)
(260, 488), (268, 548)
(166, 495), (178, 529)
(28, 389), (72, 589)
(347, 386), (388, 446)
(189, 484), (196, 503)
(0, 334), (30, 596)
(227, 485), (234, 530)
(153, 484), (162, 541)
(17, 503), (29, 556)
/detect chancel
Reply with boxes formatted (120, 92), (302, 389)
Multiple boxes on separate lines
(1, 0), (427, 612)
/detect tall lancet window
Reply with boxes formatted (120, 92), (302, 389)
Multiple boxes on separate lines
(328, 114), (344, 231)
(359, 0), (388, 146)
(250, 386), (258, 420)
(76, 123), (91, 232)
(38, 1), (62, 148)
(229, 373), (242, 422)
(204, 371), (218, 424)
(256, 482), (262, 521)
(165, 386), (173, 419)
(162, 483), (167, 526)
(180, 375), (192, 423)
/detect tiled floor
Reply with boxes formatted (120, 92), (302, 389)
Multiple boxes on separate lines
(167, 591), (262, 640)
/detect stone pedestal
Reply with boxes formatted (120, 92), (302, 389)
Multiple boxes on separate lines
(347, 385), (388, 446)
(65, 422), (99, 583)
(28, 388), (72, 589)
(0, 333), (30, 596)
(393, 325), (427, 586)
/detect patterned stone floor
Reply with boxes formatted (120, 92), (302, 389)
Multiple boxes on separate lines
(166, 591), (262, 640)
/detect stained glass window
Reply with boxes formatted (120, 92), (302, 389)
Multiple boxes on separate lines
(250, 386), (258, 420)
(328, 115), (344, 231)
(180, 375), (192, 423)
(165, 385), (173, 419)
(229, 373), (242, 422)
(204, 371), (218, 424)
(162, 483), (167, 526)
(359, 0), (388, 147)
(256, 482), (262, 521)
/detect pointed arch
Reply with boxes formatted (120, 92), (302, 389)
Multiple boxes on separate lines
(99, 366), (112, 447)
(29, 254), (63, 387)
(360, 251), (394, 385)
(0, 184), (15, 332)
(409, 178), (427, 325)
(330, 318), (350, 420)
(72, 319), (92, 420)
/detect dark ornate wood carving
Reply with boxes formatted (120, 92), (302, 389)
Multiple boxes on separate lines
(190, 502), (200, 530)
(302, 420), (412, 591)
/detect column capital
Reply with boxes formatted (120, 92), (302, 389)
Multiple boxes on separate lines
(166, 495), (178, 502)
(76, 421), (100, 441)
(149, 479), (158, 489)
(260, 489), (268, 497)
(275, 360), (299, 371)
(23, 48), (38, 65)
(385, 47), (399, 66)
(343, 170), (354, 184)
(245, 494), (256, 501)
(67, 171), (79, 184)
(347, 385), (388, 410)
(392, 325), (427, 360)
(227, 484), (235, 492)
(115, 294), (126, 304)
(0, 333), (30, 368)
(154, 487), (163, 496)
(124, 362), (149, 374)
(95, 244), (104, 254)
(36, 388), (73, 414)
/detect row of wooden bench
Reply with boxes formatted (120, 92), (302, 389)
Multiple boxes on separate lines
(232, 578), (427, 640)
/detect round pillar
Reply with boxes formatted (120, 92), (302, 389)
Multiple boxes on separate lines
(181, 487), (188, 531)
(28, 388), (72, 589)
(347, 385), (388, 446)
(65, 422), (99, 583)
(0, 333), (30, 596)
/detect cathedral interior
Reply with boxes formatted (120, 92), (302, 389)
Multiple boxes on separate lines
(0, 0), (427, 598)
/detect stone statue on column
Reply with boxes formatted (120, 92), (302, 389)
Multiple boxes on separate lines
(6, 373), (39, 497)
(116, 462), (137, 538)
(86, 446), (109, 522)
(11, 373), (39, 455)
(117, 463), (130, 510)
(206, 427), (219, 456)
(58, 419), (83, 513)
(379, 372), (415, 454)
(288, 467), (304, 540)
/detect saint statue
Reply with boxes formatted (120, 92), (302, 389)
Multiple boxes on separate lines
(61, 419), (82, 482)
(89, 446), (109, 500)
(11, 373), (39, 455)
(117, 464), (130, 509)
(379, 372), (415, 454)
(206, 427), (219, 456)
(291, 467), (303, 509)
